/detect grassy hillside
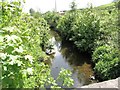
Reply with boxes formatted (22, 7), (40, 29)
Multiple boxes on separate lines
(95, 2), (116, 10)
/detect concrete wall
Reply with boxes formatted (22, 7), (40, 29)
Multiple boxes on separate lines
(81, 77), (120, 89)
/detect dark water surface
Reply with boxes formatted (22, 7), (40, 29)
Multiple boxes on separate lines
(49, 30), (96, 87)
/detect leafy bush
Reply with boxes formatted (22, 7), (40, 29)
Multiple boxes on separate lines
(92, 45), (113, 63)
(43, 11), (61, 28)
(92, 3), (120, 81)
(92, 45), (120, 80)
(57, 9), (100, 52)
(71, 9), (100, 52)
(95, 6), (119, 49)
(57, 11), (78, 40)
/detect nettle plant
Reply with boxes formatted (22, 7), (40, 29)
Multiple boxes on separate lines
(0, 1), (74, 88)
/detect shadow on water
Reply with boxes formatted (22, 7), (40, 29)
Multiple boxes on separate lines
(60, 40), (92, 66)
(49, 30), (97, 87)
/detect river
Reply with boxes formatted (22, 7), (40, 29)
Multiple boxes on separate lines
(49, 30), (97, 87)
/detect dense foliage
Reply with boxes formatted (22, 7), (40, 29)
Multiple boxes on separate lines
(92, 45), (120, 80)
(43, 11), (61, 29)
(1, 0), (119, 88)
(92, 1), (120, 80)
(0, 1), (73, 88)
(57, 9), (100, 52)
(56, 1), (120, 81)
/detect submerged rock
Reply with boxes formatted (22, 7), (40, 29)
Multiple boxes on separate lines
(46, 49), (55, 55)
(90, 75), (95, 80)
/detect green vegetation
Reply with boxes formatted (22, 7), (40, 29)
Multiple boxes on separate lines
(92, 45), (120, 80)
(56, 1), (120, 81)
(43, 11), (61, 29)
(0, 1), (73, 88)
(1, 0), (120, 88)
(57, 9), (100, 52)
(96, 2), (116, 10)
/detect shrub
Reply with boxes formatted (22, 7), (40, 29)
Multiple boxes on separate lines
(71, 9), (100, 52)
(57, 11), (78, 40)
(43, 11), (61, 28)
(92, 45), (120, 80)
(57, 9), (100, 52)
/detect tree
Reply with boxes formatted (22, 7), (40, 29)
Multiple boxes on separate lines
(29, 8), (41, 18)
(29, 8), (35, 16)
(70, 0), (77, 11)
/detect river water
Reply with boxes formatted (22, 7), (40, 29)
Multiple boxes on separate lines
(49, 30), (96, 87)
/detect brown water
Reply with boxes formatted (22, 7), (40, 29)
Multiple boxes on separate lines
(49, 30), (96, 87)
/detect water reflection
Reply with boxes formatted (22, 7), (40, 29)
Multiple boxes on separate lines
(50, 31), (96, 87)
